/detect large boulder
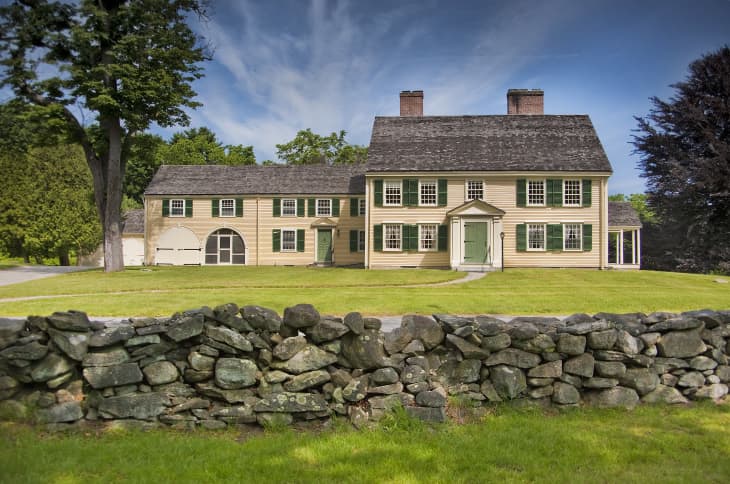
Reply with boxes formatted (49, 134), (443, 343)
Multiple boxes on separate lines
(83, 363), (143, 389)
(341, 330), (387, 369)
(214, 358), (258, 389)
(283, 304), (320, 329)
(618, 368), (659, 396)
(383, 326), (414, 355)
(557, 334), (586, 355)
(343, 312), (365, 335)
(98, 392), (169, 419)
(657, 329), (707, 358)
(48, 328), (89, 361)
(490, 365), (526, 400)
(403, 315), (445, 349)
(642, 385), (689, 404)
(552, 382), (580, 405)
(166, 314), (204, 342)
(47, 311), (90, 332)
(30, 353), (73, 383)
(270, 345), (338, 374)
(564, 353), (595, 378)
(240, 305), (281, 332)
(307, 318), (349, 343)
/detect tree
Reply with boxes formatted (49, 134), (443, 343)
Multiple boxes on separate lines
(633, 46), (730, 274)
(122, 133), (165, 206)
(156, 127), (256, 166)
(0, 0), (208, 272)
(276, 128), (367, 165)
(608, 193), (656, 224)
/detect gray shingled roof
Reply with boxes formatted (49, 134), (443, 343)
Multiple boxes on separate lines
(367, 115), (613, 172)
(122, 209), (144, 234)
(608, 202), (642, 228)
(144, 164), (366, 196)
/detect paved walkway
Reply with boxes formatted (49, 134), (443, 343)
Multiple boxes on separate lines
(0, 265), (92, 287)
(404, 270), (487, 287)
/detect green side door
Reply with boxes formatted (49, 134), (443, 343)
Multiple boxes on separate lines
(317, 229), (333, 263)
(464, 222), (488, 264)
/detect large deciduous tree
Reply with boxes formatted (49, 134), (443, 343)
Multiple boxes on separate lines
(0, 0), (208, 272)
(633, 46), (730, 274)
(276, 128), (368, 165)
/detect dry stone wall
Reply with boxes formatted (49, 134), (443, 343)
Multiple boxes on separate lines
(1, 305), (729, 429)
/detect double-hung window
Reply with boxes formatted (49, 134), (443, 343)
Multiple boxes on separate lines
(316, 199), (331, 217)
(563, 224), (582, 250)
(170, 199), (185, 217)
(563, 180), (581, 207)
(527, 180), (545, 206)
(419, 224), (437, 251)
(220, 199), (235, 217)
(527, 224), (546, 250)
(358, 230), (366, 252)
(466, 180), (484, 201)
(281, 229), (296, 252)
(384, 224), (401, 251)
(282, 199), (297, 217)
(419, 180), (437, 206)
(384, 181), (402, 206)
(358, 199), (366, 216)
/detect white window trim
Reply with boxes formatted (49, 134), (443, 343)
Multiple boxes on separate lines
(281, 228), (297, 252)
(220, 198), (235, 217)
(418, 179), (438, 207)
(170, 199), (185, 217)
(563, 223), (583, 251)
(383, 223), (402, 252)
(358, 198), (366, 216)
(383, 180), (402, 207)
(526, 179), (546, 207)
(563, 179), (582, 207)
(315, 198), (332, 217)
(357, 230), (366, 252)
(281, 198), (297, 217)
(465, 179), (485, 201)
(527, 223), (547, 252)
(418, 223), (438, 252)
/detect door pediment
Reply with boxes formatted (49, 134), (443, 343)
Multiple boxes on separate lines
(310, 217), (338, 228)
(447, 199), (505, 218)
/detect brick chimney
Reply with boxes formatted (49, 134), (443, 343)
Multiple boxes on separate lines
(507, 89), (544, 115)
(400, 90), (423, 116)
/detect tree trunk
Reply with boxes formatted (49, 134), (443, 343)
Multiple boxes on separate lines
(102, 116), (125, 272)
(58, 250), (70, 266)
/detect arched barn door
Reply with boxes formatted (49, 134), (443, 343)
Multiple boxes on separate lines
(155, 227), (200, 265)
(205, 229), (246, 265)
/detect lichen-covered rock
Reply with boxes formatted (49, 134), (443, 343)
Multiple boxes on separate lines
(642, 385), (689, 404)
(511, 334), (555, 354)
(564, 354), (595, 378)
(490, 365), (526, 400)
(650, 317), (703, 332)
(283, 304), (320, 329)
(240, 305), (281, 332)
(371, 367), (399, 385)
(401, 364), (427, 384)
(254, 392), (328, 413)
(527, 360), (562, 379)
(689, 356), (717, 371)
(586, 329), (618, 350)
(678, 372), (705, 388)
(283, 370), (330, 392)
(89, 325), (135, 347)
(270, 345), (338, 374)
(369, 382), (404, 395)
(273, 336), (307, 361)
(583, 377), (619, 389)
(98, 392), (168, 419)
(454, 359), (482, 383)
(552, 382), (580, 404)
(657, 329), (707, 358)
(143, 361), (179, 386)
(166, 314), (204, 342)
(205, 325), (253, 352)
(82, 348), (130, 367)
(475, 316), (503, 336)
(187, 351), (215, 371)
(342, 375), (369, 402)
(558, 320), (614, 335)
(446, 334), (489, 359)
(415, 390), (447, 407)
(30, 353), (73, 383)
(341, 330), (387, 369)
(508, 322), (539, 340)
(694, 383), (729, 400)
(83, 363), (143, 389)
(618, 368), (659, 396)
(48, 328), (89, 361)
(36, 401), (83, 423)
(485, 348), (541, 368)
(405, 406), (446, 422)
(343, 312), (365, 335)
(383, 326), (414, 355)
(615, 330), (644, 355)
(433, 314), (474, 334)
(307, 318), (349, 343)
(557, 334), (586, 355)
(0, 375), (19, 400)
(214, 358), (258, 389)
(584, 386), (639, 409)
(47, 311), (90, 332)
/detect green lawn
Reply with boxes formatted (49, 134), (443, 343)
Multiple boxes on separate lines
(0, 266), (727, 317)
(1, 403), (729, 483)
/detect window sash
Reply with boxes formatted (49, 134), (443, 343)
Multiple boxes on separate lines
(563, 180), (582, 207)
(358, 230), (366, 252)
(384, 224), (401, 251)
(466, 180), (484, 201)
(281, 199), (297, 217)
(527, 180), (545, 206)
(527, 224), (546, 250)
(384, 181), (402, 206)
(316, 199), (331, 216)
(170, 199), (185, 217)
(564, 224), (582, 250)
(419, 224), (437, 251)
(281, 229), (296, 252)
(419, 181), (437, 206)
(358, 199), (366, 216)
(220, 199), (235, 217)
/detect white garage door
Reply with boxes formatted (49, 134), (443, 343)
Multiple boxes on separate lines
(155, 227), (201, 265)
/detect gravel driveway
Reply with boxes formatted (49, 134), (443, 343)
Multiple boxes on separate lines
(0, 265), (93, 287)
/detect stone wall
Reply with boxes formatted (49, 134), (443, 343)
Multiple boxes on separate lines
(1, 305), (729, 429)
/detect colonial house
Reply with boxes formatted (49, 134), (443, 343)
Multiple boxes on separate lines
(141, 89), (640, 270)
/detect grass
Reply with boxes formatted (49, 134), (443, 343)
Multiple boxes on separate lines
(0, 266), (727, 317)
(1, 403), (729, 483)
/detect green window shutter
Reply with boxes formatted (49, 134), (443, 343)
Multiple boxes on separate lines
(297, 199), (305, 217)
(236, 199), (244, 217)
(349, 230), (358, 252)
(332, 198), (340, 217)
(582, 179), (592, 207)
(350, 198), (359, 217)
(374, 180), (383, 207)
(516, 179), (526, 207)
(438, 179), (448, 206)
(405, 224), (418, 251)
(374, 224), (383, 251)
(273, 198), (280, 217)
(162, 199), (170, 217)
(438, 224), (448, 251)
(272, 229), (281, 252)
(583, 224), (592, 251)
(404, 179), (418, 206)
(185, 199), (193, 217)
(516, 224), (527, 251)
(547, 179), (562, 207)
(212, 199), (219, 217)
(308, 198), (316, 217)
(297, 229), (305, 252)
(547, 224), (563, 251)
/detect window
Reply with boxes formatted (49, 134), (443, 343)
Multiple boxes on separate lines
(316, 199), (331, 217)
(527, 224), (546, 250)
(419, 224), (437, 251)
(359, 199), (366, 216)
(282, 199), (297, 217)
(220, 199), (235, 217)
(358, 230), (366, 252)
(466, 180), (484, 201)
(563, 180), (581, 207)
(419, 180), (437, 206)
(170, 199), (185, 217)
(384, 224), (401, 251)
(564, 224), (582, 250)
(281, 229), (296, 252)
(527, 180), (545, 206)
(384, 181), (402, 206)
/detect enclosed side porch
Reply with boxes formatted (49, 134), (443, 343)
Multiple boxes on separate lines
(607, 201), (643, 270)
